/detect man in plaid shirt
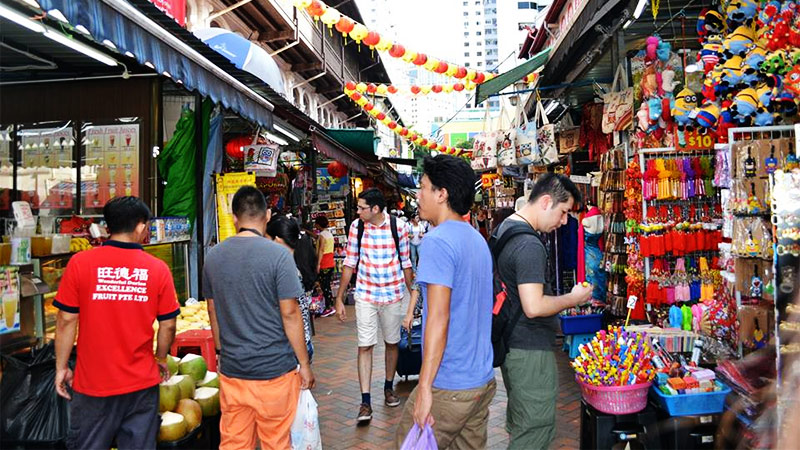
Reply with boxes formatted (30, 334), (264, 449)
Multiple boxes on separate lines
(335, 188), (414, 423)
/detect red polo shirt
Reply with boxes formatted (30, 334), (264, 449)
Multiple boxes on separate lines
(54, 240), (180, 397)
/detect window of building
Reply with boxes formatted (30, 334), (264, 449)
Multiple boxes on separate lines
(477, 41), (482, 46)
(465, 62), (471, 67)
(463, 0), (468, 5)
(465, 52), (470, 57)
(518, 2), (534, 9)
(476, 31), (482, 36)
(464, 21), (469, 27)
(477, 51), (482, 56)
(463, 11), (468, 16)
(476, 21), (480, 25)
(464, 42), (469, 47)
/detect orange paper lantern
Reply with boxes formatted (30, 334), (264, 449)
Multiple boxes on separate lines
(363, 31), (380, 48)
(413, 54), (428, 66)
(327, 161), (348, 178)
(389, 44), (406, 58)
(335, 16), (355, 36)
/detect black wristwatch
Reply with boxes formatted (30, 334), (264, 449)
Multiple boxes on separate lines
(215, 348), (221, 355)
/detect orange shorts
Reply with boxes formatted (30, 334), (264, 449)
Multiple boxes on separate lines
(219, 370), (300, 450)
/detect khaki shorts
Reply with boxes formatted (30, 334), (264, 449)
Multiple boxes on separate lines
(355, 298), (404, 347)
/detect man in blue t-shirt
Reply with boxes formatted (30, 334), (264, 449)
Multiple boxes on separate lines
(394, 155), (495, 449)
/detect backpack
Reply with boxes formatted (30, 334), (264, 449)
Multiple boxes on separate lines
(489, 222), (541, 368)
(355, 216), (402, 264)
(294, 231), (318, 292)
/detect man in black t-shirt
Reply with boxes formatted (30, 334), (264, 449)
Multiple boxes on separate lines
(493, 174), (592, 449)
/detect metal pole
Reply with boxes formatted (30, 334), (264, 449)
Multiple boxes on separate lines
(194, 93), (205, 299)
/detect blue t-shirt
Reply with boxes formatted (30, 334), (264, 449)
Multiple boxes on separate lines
(417, 220), (494, 391)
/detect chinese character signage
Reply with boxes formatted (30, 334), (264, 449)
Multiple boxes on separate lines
(147, 0), (186, 26)
(215, 172), (256, 242)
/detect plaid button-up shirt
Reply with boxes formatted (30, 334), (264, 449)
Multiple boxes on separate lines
(343, 215), (412, 304)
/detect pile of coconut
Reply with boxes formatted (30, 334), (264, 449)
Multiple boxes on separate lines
(158, 354), (220, 442)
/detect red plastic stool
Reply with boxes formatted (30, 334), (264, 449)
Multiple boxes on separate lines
(170, 329), (217, 372)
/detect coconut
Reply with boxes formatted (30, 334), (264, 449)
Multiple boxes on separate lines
(194, 387), (220, 417)
(179, 353), (207, 382)
(167, 355), (179, 376)
(168, 374), (195, 400)
(159, 378), (181, 413)
(158, 411), (188, 442)
(175, 399), (202, 431)
(196, 371), (219, 388)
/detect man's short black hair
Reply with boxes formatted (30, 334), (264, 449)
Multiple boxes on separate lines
(528, 173), (582, 206)
(103, 196), (151, 234)
(232, 186), (267, 219)
(358, 188), (386, 211)
(422, 155), (475, 215)
(314, 216), (329, 228)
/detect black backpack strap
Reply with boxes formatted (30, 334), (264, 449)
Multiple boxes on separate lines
(390, 216), (402, 262)
(356, 219), (365, 265)
(490, 223), (541, 344)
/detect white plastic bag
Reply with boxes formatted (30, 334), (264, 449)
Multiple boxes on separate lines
(290, 390), (322, 450)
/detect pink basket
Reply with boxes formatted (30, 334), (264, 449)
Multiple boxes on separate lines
(577, 378), (651, 415)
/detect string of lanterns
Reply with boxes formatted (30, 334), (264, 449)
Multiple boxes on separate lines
(344, 73), (539, 97)
(344, 86), (471, 157)
(293, 0), (497, 83)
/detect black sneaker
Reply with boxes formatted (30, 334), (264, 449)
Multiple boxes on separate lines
(385, 388), (400, 407)
(357, 403), (373, 422)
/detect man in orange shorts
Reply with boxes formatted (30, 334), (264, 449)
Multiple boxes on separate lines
(204, 186), (315, 449)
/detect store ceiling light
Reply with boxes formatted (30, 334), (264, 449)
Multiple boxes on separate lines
(544, 100), (559, 115)
(622, 19), (633, 29)
(102, 39), (117, 49)
(274, 123), (301, 142)
(22, 0), (40, 9)
(265, 132), (289, 146)
(633, 0), (648, 19)
(75, 24), (90, 35)
(0, 3), (45, 33)
(44, 29), (118, 66)
(47, 9), (68, 23)
(124, 51), (135, 58)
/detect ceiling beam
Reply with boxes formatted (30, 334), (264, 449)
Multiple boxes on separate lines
(257, 30), (295, 43)
(291, 61), (323, 72)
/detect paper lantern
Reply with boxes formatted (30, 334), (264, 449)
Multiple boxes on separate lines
(376, 36), (393, 52)
(443, 85), (454, 93)
(424, 58), (440, 71)
(445, 65), (458, 77)
(435, 62), (449, 74)
(349, 24), (368, 44)
(225, 136), (251, 159)
(413, 53), (428, 66)
(336, 16), (355, 37)
(369, 108), (381, 117)
(436, 144), (445, 151)
(381, 116), (392, 125)
(355, 82), (367, 93)
(364, 31), (380, 49)
(399, 128), (409, 136)
(465, 81), (476, 90)
(466, 70), (477, 81)
(328, 161), (348, 178)
(387, 85), (398, 94)
(356, 96), (369, 106)
(388, 121), (397, 129)
(453, 83), (465, 92)
(420, 139), (428, 146)
(320, 8), (340, 29)
(306, 0), (326, 18)
(350, 92), (362, 101)
(402, 51), (417, 63)
(455, 67), (468, 79)
(473, 72), (486, 84)
(431, 85), (443, 93)
(410, 85), (421, 94)
(345, 81), (356, 91)
(420, 86), (431, 94)
(364, 102), (374, 111)
(376, 112), (386, 120)
(293, 0), (312, 8)
(377, 84), (388, 95)
(366, 83), (378, 94)
(389, 44), (406, 58)
(428, 142), (437, 150)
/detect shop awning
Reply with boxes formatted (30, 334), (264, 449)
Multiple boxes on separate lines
(474, 47), (551, 106)
(37, 0), (274, 128)
(310, 128), (369, 175)
(323, 129), (380, 160)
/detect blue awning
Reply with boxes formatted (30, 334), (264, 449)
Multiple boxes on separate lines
(38, 0), (273, 128)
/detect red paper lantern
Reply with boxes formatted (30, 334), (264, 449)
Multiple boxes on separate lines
(350, 92), (362, 101)
(335, 16), (355, 36)
(388, 121), (397, 129)
(410, 85), (421, 94)
(454, 67), (468, 79)
(376, 112), (386, 120)
(428, 142), (437, 150)
(413, 53), (428, 66)
(389, 44), (406, 58)
(225, 136), (252, 159)
(387, 85), (398, 94)
(345, 81), (356, 91)
(408, 133), (417, 141)
(366, 83), (378, 94)
(399, 128), (409, 136)
(431, 85), (443, 93)
(435, 62), (449, 74)
(364, 102), (374, 111)
(327, 161), (348, 178)
(420, 138), (428, 146)
(306, 0), (326, 17)
(473, 72), (486, 84)
(453, 83), (465, 92)
(363, 31), (381, 48)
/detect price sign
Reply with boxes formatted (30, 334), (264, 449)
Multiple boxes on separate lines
(675, 129), (715, 150)
(627, 295), (638, 309)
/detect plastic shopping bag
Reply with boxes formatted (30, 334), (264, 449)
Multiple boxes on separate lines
(290, 390), (322, 450)
(400, 423), (438, 450)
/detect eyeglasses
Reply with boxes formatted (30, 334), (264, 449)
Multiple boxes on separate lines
(356, 205), (371, 211)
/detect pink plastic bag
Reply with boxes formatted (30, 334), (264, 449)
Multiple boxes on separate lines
(400, 423), (437, 450)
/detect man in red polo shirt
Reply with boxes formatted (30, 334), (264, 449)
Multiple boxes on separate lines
(54, 196), (180, 450)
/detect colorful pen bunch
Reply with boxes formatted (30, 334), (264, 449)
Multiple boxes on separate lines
(571, 326), (658, 387)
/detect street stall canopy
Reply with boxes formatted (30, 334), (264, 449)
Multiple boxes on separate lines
(35, 0), (274, 128)
(323, 129), (380, 160)
(310, 128), (369, 175)
(474, 47), (552, 107)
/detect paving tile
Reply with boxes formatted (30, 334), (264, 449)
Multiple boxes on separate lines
(312, 307), (583, 449)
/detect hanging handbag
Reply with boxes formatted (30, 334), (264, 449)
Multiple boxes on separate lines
(496, 101), (518, 167)
(534, 99), (558, 165)
(471, 104), (498, 170)
(515, 102), (539, 165)
(602, 64), (634, 133)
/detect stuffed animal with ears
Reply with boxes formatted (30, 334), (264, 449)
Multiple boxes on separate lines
(636, 102), (650, 131)
(647, 97), (663, 123)
(758, 0), (782, 28)
(698, 8), (727, 40)
(661, 69), (679, 96)
(672, 88), (699, 145)
(657, 40), (672, 63)
(726, 0), (758, 28)
(722, 25), (756, 60)
(762, 50), (791, 75)
(731, 87), (760, 125)
(699, 35), (724, 74)
(785, 65), (800, 95)
(641, 65), (660, 98)
(646, 36), (661, 63)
